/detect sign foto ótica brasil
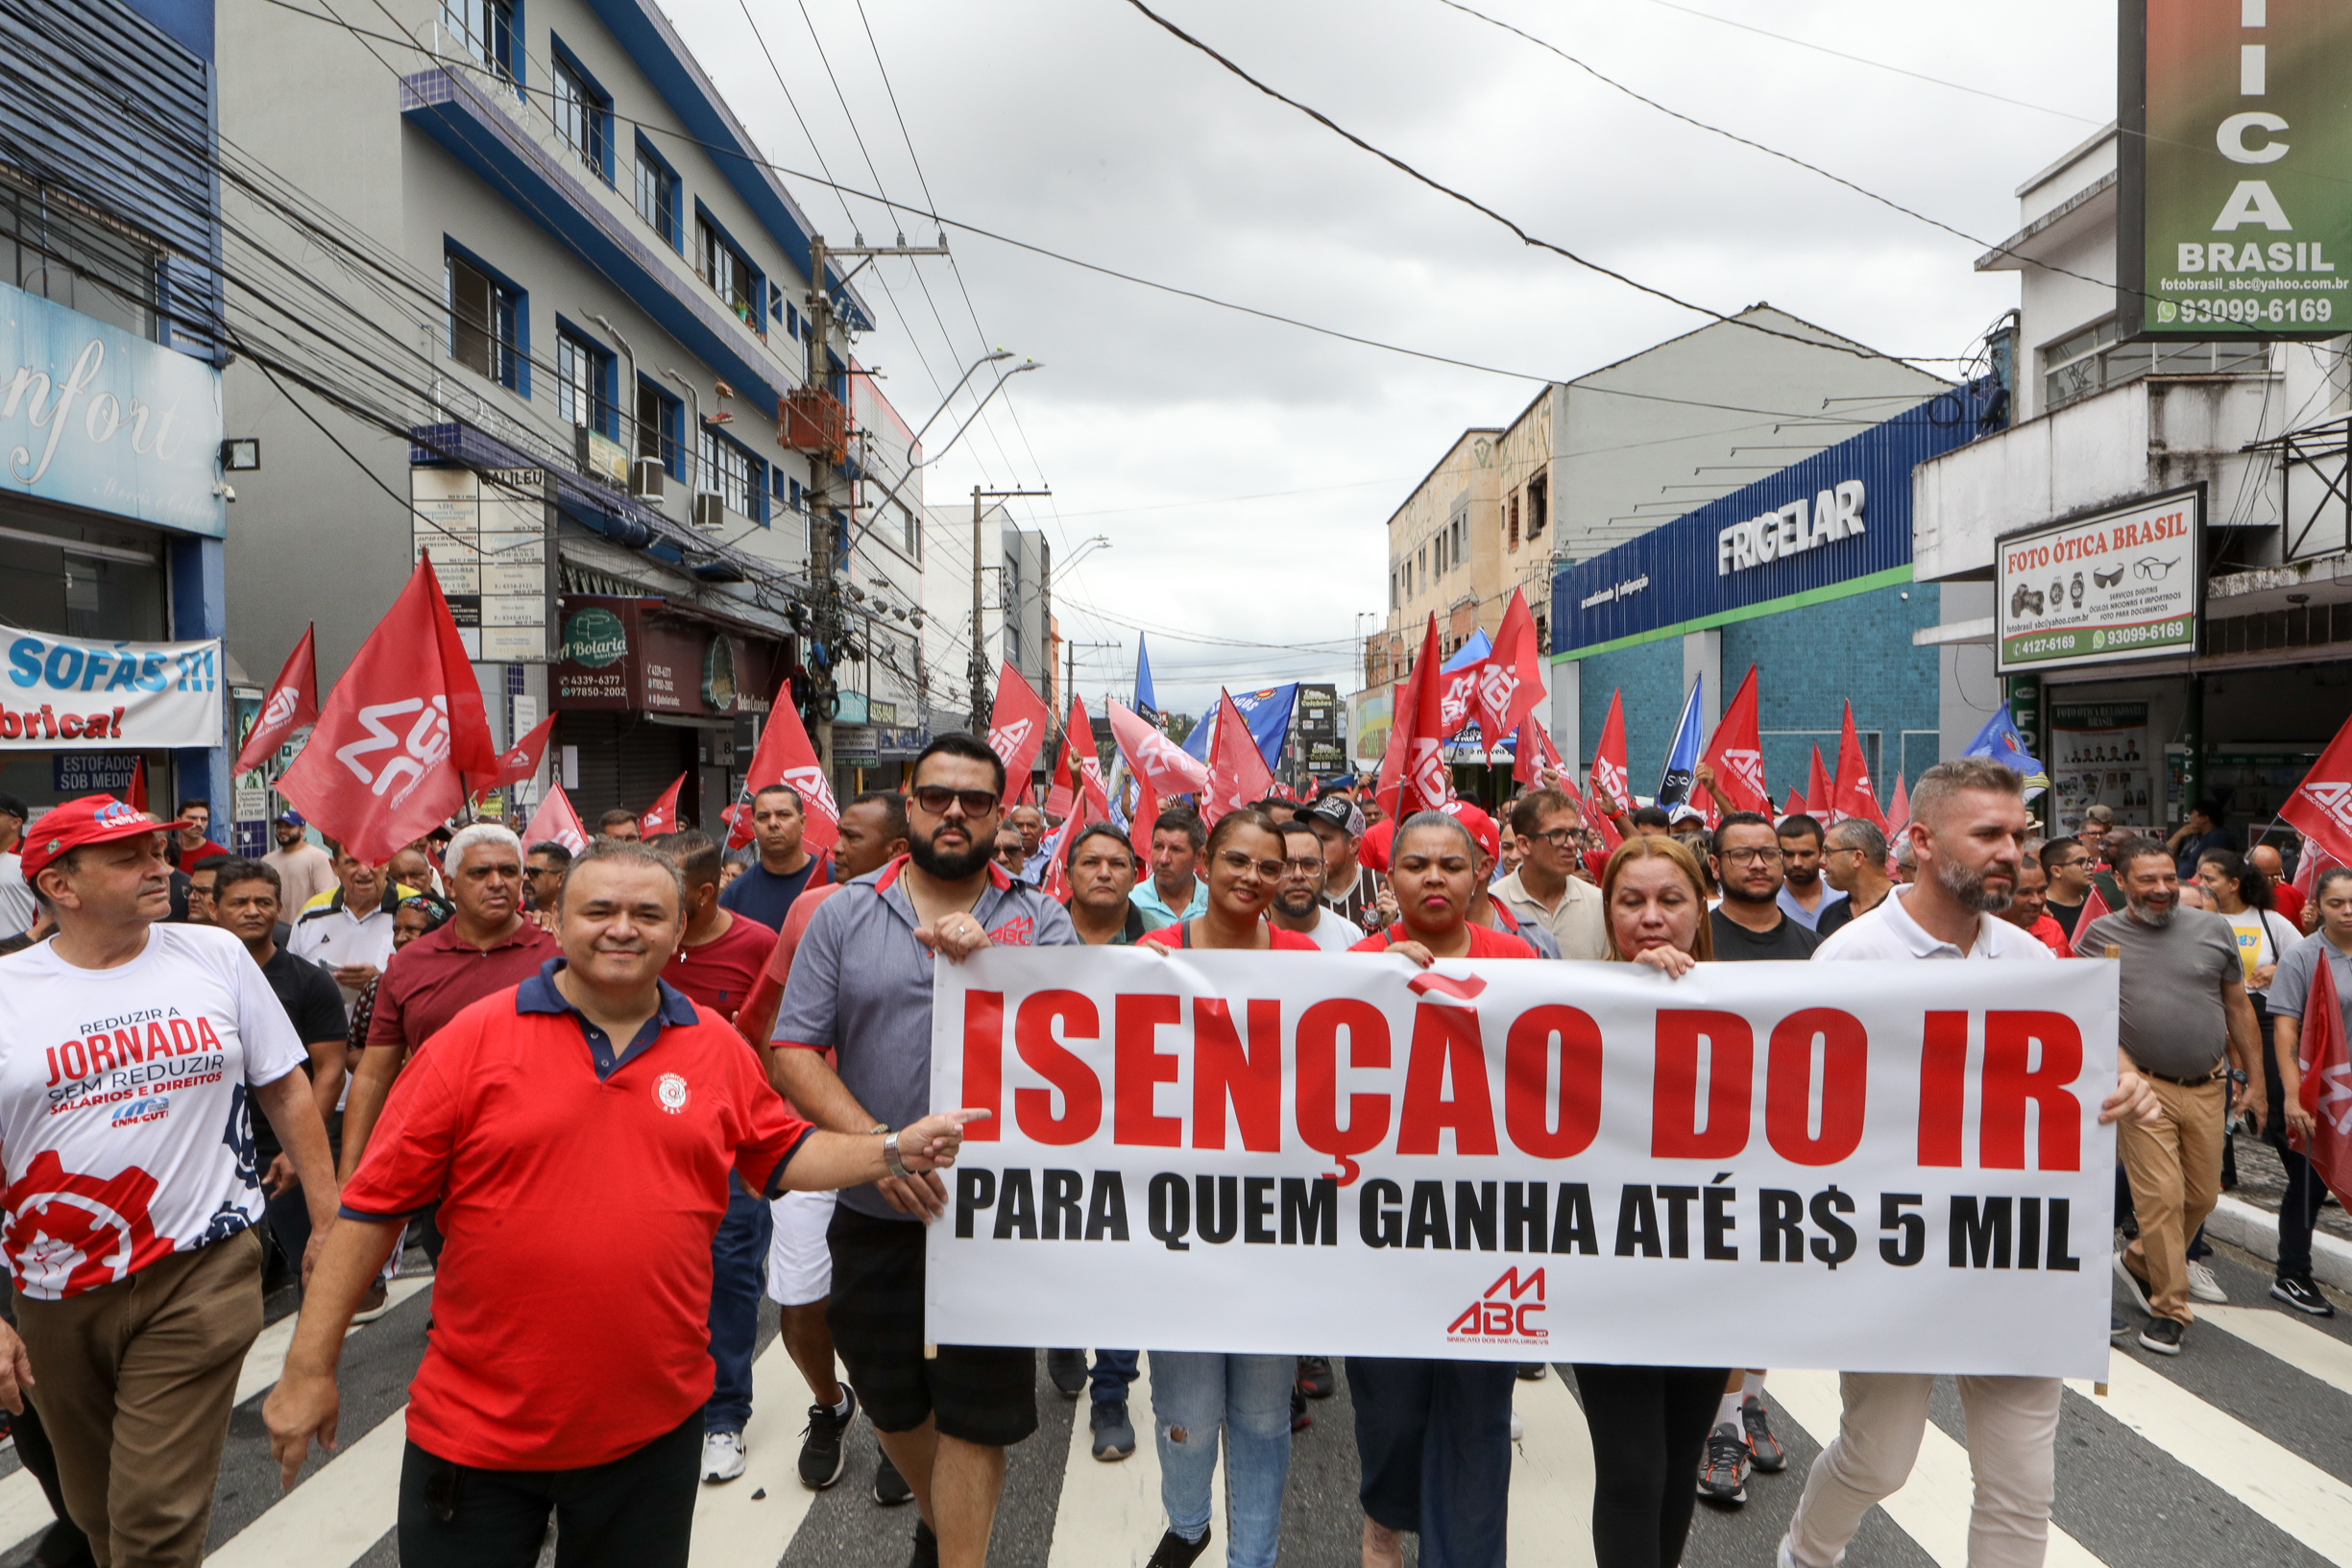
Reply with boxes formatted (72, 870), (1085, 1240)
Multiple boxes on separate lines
(1996, 487), (2200, 672)
(927, 950), (2117, 1379)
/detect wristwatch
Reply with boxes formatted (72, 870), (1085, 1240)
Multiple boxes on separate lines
(2227, 1068), (2249, 1087)
(882, 1129), (912, 1180)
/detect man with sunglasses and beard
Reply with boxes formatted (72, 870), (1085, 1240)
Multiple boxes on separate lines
(769, 736), (1078, 1568)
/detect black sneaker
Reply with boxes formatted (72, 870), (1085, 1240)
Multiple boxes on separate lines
(2139, 1317), (2185, 1356)
(2272, 1275), (2337, 1317)
(2112, 1251), (2154, 1315)
(1741, 1395), (1786, 1473)
(1696, 1422), (1749, 1506)
(908, 1518), (939, 1568)
(1290, 1383), (1312, 1434)
(799, 1386), (857, 1489)
(1144, 1526), (1213, 1568)
(1047, 1348), (1089, 1398)
(1296, 1355), (1335, 1399)
(2110, 1313), (2129, 1339)
(874, 1442), (913, 1506)
(1090, 1398), (1136, 1461)
(1515, 1362), (1548, 1382)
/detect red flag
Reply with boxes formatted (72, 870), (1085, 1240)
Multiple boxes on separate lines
(640, 772), (687, 835)
(1043, 744), (1076, 822)
(2281, 710), (2352, 871)
(521, 782), (590, 856)
(1513, 715), (1563, 788)
(2295, 839), (2344, 905)
(988, 661), (1053, 804)
(1108, 698), (1209, 798)
(470, 713), (555, 799)
(1205, 689), (1275, 822)
(275, 559), (499, 866)
(1037, 819), (1073, 904)
(1886, 772), (1911, 839)
(1783, 788), (1806, 818)
(2068, 882), (2116, 957)
(1831, 703), (1887, 830)
(1587, 688), (1630, 819)
(1439, 661), (1481, 742)
(1376, 615), (1449, 818)
(1129, 777), (1160, 862)
(2290, 940), (2352, 1207)
(127, 756), (148, 814)
(1066, 695), (1112, 824)
(234, 625), (318, 774)
(1700, 665), (1767, 818)
(1806, 745), (1832, 816)
(726, 693), (839, 856)
(1476, 590), (1546, 747)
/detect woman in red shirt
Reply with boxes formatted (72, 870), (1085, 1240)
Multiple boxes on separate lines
(1133, 807), (1308, 1568)
(1574, 833), (1728, 1568)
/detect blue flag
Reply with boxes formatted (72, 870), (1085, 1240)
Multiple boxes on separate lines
(1134, 636), (1158, 721)
(1962, 703), (2049, 799)
(1655, 676), (1705, 811)
(1181, 684), (1298, 770)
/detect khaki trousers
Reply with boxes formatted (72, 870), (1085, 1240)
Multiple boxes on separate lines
(13, 1229), (264, 1568)
(2119, 1073), (2226, 1325)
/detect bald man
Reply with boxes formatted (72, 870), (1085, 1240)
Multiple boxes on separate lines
(2251, 844), (2303, 929)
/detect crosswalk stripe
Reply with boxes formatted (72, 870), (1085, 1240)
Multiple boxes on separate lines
(0, 1279), (434, 1564)
(1506, 1367), (1597, 1568)
(2067, 1357), (2352, 1567)
(688, 1339), (824, 1567)
(2198, 1305), (2352, 1401)
(1770, 1370), (2105, 1568)
(203, 1407), (408, 1567)
(1045, 1356), (1224, 1568)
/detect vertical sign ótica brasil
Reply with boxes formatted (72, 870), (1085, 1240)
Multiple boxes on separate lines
(2122, 0), (2352, 339)
(1996, 486), (2201, 673)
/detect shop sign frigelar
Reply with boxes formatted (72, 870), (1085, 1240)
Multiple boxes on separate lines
(0, 633), (223, 749)
(1996, 488), (2200, 673)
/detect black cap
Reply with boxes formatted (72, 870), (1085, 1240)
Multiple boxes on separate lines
(0, 792), (28, 821)
(1305, 793), (1365, 837)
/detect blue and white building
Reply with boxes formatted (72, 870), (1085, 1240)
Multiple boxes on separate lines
(0, 0), (232, 824)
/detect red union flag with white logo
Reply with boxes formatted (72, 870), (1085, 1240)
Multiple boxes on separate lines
(727, 696), (837, 856)
(988, 661), (1052, 805)
(2282, 710), (2352, 870)
(926, 950), (2120, 1375)
(1701, 664), (1768, 818)
(1108, 698), (1209, 799)
(275, 561), (497, 865)
(521, 782), (590, 856)
(1474, 589), (1545, 746)
(233, 624), (318, 775)
(1376, 614), (1450, 818)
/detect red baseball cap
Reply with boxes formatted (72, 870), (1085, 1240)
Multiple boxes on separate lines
(1443, 801), (1499, 863)
(19, 795), (169, 881)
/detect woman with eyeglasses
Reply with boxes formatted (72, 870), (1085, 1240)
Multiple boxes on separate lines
(1574, 833), (1731, 1568)
(1131, 807), (1310, 1568)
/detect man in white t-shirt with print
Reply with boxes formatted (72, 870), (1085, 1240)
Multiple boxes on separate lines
(1269, 820), (1365, 952)
(0, 795), (338, 1568)
(1780, 759), (2158, 1568)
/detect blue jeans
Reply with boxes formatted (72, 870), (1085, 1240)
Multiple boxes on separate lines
(1092, 1349), (1139, 1405)
(1346, 1357), (1515, 1568)
(1148, 1351), (1293, 1568)
(706, 1182), (773, 1433)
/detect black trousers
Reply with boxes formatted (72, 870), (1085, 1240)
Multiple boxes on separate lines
(397, 1411), (701, 1568)
(1571, 1363), (1728, 1568)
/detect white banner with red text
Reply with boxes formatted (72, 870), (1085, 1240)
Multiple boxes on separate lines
(926, 950), (2118, 1379)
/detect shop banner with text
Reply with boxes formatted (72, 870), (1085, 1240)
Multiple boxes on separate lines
(928, 951), (2118, 1379)
(0, 634), (222, 750)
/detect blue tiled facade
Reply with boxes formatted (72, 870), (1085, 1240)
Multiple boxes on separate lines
(1720, 582), (1945, 802)
(1578, 639), (1683, 792)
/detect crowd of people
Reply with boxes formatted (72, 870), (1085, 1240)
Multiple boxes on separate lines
(0, 736), (2335, 1568)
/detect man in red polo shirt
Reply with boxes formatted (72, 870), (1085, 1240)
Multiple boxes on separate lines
(263, 840), (982, 1565)
(337, 824), (556, 1184)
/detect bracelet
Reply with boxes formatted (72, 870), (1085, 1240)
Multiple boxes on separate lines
(882, 1129), (912, 1181)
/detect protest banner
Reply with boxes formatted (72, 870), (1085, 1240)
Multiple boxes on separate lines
(927, 949), (2118, 1380)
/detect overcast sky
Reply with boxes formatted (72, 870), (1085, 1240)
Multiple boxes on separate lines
(667, 0), (2116, 717)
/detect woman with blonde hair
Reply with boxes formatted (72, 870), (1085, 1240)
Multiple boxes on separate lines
(1574, 832), (1725, 1568)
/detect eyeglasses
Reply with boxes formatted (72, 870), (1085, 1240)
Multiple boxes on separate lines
(1720, 847), (1784, 866)
(1530, 828), (1581, 848)
(1216, 849), (1289, 881)
(1281, 856), (1324, 877)
(911, 786), (999, 818)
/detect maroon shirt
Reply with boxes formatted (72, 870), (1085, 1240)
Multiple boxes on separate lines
(367, 918), (561, 1053)
(661, 912), (775, 1023)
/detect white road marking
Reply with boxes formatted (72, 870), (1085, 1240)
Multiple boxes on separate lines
(1506, 1367), (1597, 1568)
(1045, 1355), (1224, 1568)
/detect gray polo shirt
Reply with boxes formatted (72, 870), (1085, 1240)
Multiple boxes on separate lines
(2082, 906), (2241, 1081)
(772, 856), (1078, 1220)
(2267, 930), (2352, 1035)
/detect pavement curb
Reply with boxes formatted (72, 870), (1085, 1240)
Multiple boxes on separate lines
(2204, 1193), (2352, 1291)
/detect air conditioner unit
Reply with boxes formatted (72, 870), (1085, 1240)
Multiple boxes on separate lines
(630, 456), (666, 499)
(691, 492), (725, 530)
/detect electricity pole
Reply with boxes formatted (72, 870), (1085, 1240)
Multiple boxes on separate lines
(969, 485), (1052, 733)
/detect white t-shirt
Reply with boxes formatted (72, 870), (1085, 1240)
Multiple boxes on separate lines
(1297, 907), (1367, 953)
(1813, 884), (2055, 964)
(0, 924), (306, 1299)
(0, 854), (32, 939)
(288, 890), (401, 1011)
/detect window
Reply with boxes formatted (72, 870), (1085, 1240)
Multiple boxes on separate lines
(1508, 490), (1520, 550)
(442, 0), (514, 78)
(788, 476), (803, 511)
(786, 300), (801, 340)
(697, 217), (755, 325)
(1527, 471), (1548, 538)
(902, 502), (918, 559)
(0, 173), (160, 341)
(636, 380), (682, 479)
(2041, 315), (2268, 413)
(445, 249), (520, 390)
(551, 51), (610, 182)
(554, 328), (613, 437)
(634, 143), (680, 250)
(699, 426), (763, 520)
(1534, 612), (1548, 654)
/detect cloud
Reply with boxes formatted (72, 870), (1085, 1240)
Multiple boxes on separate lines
(666, 0), (2113, 715)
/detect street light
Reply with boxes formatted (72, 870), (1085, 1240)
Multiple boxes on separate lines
(844, 355), (1042, 557)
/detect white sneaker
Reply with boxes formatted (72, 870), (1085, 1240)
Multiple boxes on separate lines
(701, 1430), (746, 1484)
(2186, 1260), (2226, 1304)
(1509, 1409), (1524, 1441)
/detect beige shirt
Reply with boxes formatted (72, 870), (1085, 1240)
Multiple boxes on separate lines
(262, 842), (337, 925)
(1491, 868), (1609, 960)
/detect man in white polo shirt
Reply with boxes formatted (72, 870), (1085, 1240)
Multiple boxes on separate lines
(289, 842), (406, 1018)
(1779, 758), (2158, 1568)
